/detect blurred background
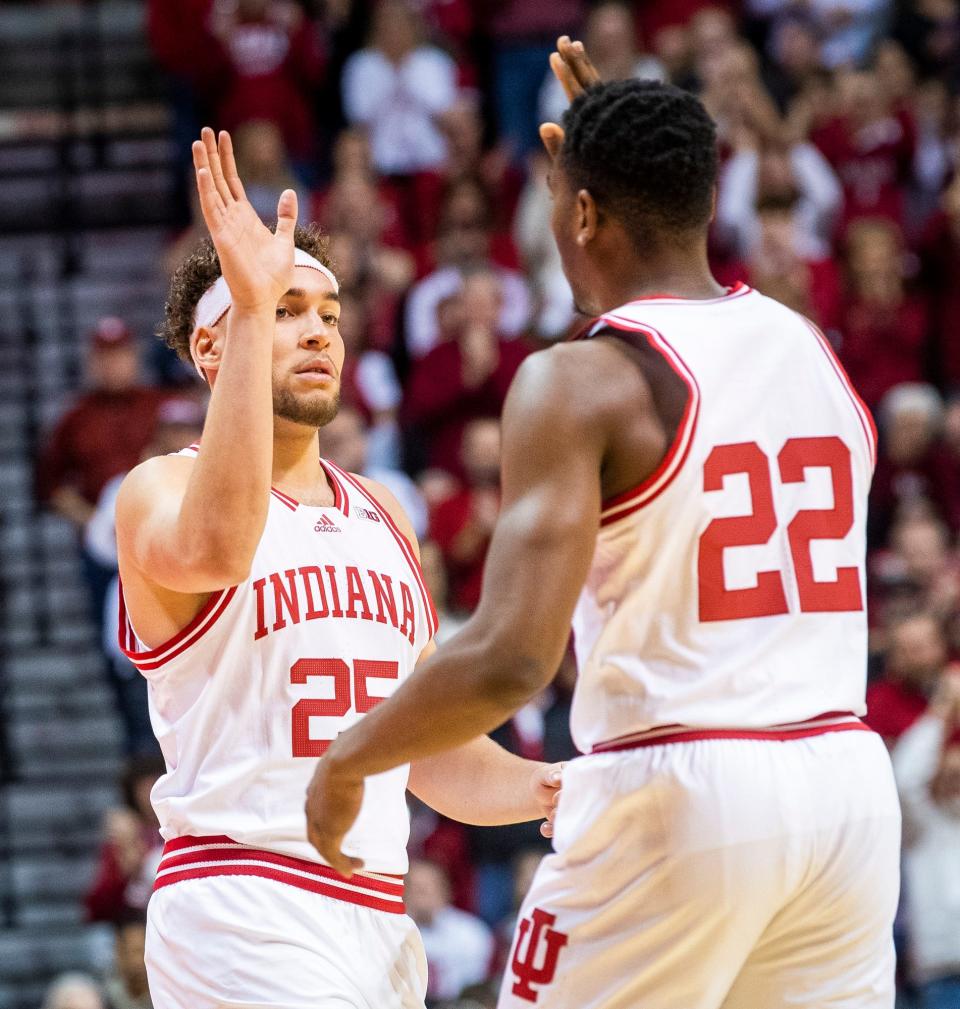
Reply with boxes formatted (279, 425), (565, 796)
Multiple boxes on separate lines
(0, 0), (959, 1007)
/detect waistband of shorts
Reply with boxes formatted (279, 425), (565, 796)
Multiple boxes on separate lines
(154, 834), (406, 914)
(589, 711), (871, 754)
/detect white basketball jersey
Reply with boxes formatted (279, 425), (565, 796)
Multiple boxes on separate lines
(119, 452), (437, 874)
(571, 283), (877, 754)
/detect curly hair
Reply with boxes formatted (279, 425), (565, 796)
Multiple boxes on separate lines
(560, 79), (718, 249)
(158, 223), (333, 362)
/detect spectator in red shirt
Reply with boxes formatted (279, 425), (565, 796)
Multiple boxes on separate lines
(812, 69), (916, 233)
(410, 92), (524, 253)
(746, 192), (843, 332)
(866, 610), (949, 745)
(404, 187), (533, 360)
(870, 514), (960, 641)
(429, 417), (502, 613)
(34, 318), (166, 629)
(838, 219), (929, 408)
(404, 271), (529, 473)
(84, 755), (166, 924)
(870, 383), (960, 543)
(206, 0), (326, 167)
(920, 174), (960, 390)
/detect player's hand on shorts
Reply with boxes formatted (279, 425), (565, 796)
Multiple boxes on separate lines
(531, 761), (565, 839)
(539, 36), (601, 160)
(191, 127), (297, 314)
(304, 756), (366, 878)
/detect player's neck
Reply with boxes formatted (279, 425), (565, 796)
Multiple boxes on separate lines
(593, 241), (724, 312)
(271, 424), (330, 504)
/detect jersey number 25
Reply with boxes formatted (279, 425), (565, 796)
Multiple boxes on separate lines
(290, 658), (398, 757)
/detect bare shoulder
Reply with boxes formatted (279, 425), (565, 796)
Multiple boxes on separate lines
(354, 473), (420, 556)
(115, 454), (196, 544)
(506, 339), (656, 435)
(117, 454), (196, 512)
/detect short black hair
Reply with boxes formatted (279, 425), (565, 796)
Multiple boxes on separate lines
(560, 79), (718, 248)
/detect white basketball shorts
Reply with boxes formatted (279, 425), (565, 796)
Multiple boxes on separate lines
(145, 867), (427, 1009)
(499, 728), (901, 1009)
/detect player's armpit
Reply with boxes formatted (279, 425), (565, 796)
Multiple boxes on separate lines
(116, 454), (249, 594)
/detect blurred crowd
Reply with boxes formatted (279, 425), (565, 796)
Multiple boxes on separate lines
(30, 0), (960, 1006)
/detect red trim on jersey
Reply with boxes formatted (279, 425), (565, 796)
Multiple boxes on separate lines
(270, 487), (299, 511)
(327, 463), (439, 639)
(626, 282), (752, 306)
(801, 317), (877, 469)
(592, 316), (701, 526)
(154, 836), (405, 914)
(319, 458), (350, 516)
(590, 712), (870, 753)
(118, 584), (238, 671)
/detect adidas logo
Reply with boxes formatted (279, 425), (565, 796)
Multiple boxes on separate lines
(314, 515), (341, 533)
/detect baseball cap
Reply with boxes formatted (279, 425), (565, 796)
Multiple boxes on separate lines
(90, 316), (133, 350)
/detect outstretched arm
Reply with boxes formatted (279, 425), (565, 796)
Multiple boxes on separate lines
(306, 344), (609, 873)
(407, 641), (562, 835)
(116, 128), (298, 595)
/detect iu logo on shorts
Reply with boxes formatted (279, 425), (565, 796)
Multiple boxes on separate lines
(510, 907), (569, 1003)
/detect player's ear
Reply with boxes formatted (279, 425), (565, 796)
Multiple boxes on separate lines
(576, 189), (598, 247)
(191, 325), (221, 384)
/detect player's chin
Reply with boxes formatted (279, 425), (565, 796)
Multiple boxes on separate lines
(274, 383), (341, 428)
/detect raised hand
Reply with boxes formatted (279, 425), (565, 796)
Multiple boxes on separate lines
(540, 36), (602, 161)
(192, 127), (297, 314)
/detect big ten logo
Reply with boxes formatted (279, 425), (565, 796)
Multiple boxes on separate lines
(355, 507), (381, 523)
(510, 907), (569, 1003)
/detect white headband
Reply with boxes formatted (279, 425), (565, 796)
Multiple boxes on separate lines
(191, 249), (338, 380)
(193, 248), (339, 331)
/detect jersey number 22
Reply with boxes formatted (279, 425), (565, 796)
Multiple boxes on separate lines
(698, 436), (863, 621)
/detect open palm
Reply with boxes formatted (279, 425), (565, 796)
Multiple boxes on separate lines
(192, 127), (297, 314)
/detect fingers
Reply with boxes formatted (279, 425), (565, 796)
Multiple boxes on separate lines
(550, 48), (581, 103)
(558, 36), (601, 92)
(307, 827), (364, 877)
(275, 189), (299, 240)
(193, 141), (226, 230)
(217, 130), (247, 202)
(202, 127), (233, 206)
(539, 123), (565, 161)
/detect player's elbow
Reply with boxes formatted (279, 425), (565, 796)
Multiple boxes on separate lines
(146, 535), (256, 593)
(480, 647), (554, 709)
(185, 536), (256, 587)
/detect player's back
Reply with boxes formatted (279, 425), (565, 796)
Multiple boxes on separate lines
(571, 283), (877, 754)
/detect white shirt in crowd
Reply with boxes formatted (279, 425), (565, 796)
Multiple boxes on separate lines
(404, 266), (532, 359)
(717, 143), (843, 260)
(420, 905), (495, 1002)
(893, 714), (960, 984)
(342, 46), (457, 174)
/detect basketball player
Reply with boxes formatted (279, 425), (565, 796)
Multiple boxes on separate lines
(306, 39), (902, 1009)
(114, 128), (563, 1009)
